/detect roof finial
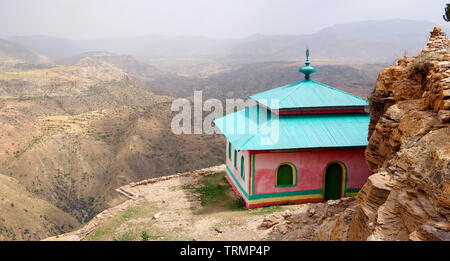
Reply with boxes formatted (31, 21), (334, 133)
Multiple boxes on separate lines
(299, 48), (316, 80)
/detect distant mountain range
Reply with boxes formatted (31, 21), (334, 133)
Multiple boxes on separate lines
(226, 19), (441, 63)
(0, 39), (51, 71)
(8, 19), (447, 63)
(57, 51), (165, 80)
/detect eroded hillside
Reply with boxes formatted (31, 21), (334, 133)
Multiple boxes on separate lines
(58, 52), (166, 81)
(0, 58), (224, 239)
(0, 39), (52, 72)
(0, 174), (79, 240)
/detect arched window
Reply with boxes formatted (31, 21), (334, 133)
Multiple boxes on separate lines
(241, 156), (245, 180)
(276, 163), (296, 186)
(234, 149), (237, 169)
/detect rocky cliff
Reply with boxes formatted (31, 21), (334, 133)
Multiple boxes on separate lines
(347, 27), (450, 241)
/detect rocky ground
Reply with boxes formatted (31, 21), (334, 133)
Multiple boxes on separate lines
(264, 197), (357, 241)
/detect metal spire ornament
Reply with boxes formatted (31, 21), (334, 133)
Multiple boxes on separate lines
(299, 48), (317, 80)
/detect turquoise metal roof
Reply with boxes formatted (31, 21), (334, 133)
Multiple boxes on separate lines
(249, 79), (369, 110)
(213, 105), (370, 151)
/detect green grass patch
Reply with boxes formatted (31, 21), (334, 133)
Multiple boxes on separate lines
(182, 172), (246, 215)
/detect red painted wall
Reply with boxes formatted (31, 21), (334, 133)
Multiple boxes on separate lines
(253, 149), (370, 195)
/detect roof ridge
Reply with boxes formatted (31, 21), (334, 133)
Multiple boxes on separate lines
(276, 80), (307, 105)
(249, 80), (304, 100)
(310, 80), (368, 102)
(249, 79), (368, 110)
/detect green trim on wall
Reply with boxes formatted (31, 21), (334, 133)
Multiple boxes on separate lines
(342, 163), (348, 195)
(345, 188), (360, 193)
(227, 164), (322, 201)
(228, 142), (232, 160)
(229, 152), (363, 204)
(226, 165), (249, 199)
(251, 188), (323, 200)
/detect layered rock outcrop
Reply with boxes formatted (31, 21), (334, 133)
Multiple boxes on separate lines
(349, 27), (450, 241)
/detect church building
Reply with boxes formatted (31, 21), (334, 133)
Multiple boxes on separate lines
(213, 50), (371, 209)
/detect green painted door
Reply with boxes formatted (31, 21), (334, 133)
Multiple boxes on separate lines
(324, 163), (342, 200)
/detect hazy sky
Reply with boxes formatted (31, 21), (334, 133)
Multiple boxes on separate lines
(0, 0), (448, 39)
